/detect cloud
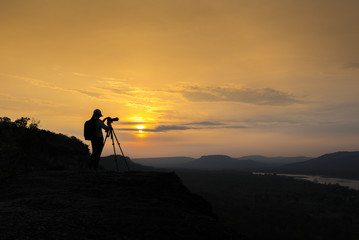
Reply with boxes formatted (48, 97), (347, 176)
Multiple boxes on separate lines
(107, 88), (134, 95)
(344, 62), (359, 69)
(179, 86), (301, 105)
(72, 72), (90, 77)
(0, 93), (66, 112)
(3, 73), (109, 101)
(222, 125), (248, 129)
(182, 91), (219, 102)
(118, 121), (149, 125)
(116, 128), (142, 132)
(154, 125), (193, 131)
(116, 125), (192, 132)
(185, 121), (224, 126)
(3, 74), (62, 90)
(117, 125), (194, 132)
(47, 71), (302, 108)
(115, 121), (248, 133)
(76, 89), (104, 98)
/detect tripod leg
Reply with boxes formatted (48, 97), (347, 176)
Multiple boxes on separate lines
(110, 130), (120, 172)
(103, 131), (109, 146)
(112, 130), (130, 171)
(102, 131), (118, 171)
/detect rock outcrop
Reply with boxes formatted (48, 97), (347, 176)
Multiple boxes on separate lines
(0, 170), (243, 240)
(0, 119), (89, 171)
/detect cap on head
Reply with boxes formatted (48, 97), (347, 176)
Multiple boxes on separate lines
(93, 109), (103, 117)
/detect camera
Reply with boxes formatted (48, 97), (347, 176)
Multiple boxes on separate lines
(104, 117), (119, 126)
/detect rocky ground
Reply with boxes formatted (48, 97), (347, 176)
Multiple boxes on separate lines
(0, 170), (244, 240)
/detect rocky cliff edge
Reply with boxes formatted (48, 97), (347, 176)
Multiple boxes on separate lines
(0, 171), (243, 240)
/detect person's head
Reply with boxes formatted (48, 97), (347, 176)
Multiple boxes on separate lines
(93, 109), (103, 118)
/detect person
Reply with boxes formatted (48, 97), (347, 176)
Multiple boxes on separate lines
(89, 109), (109, 169)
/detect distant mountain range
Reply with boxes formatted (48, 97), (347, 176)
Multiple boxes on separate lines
(129, 151), (359, 179)
(276, 151), (359, 179)
(237, 155), (311, 164)
(133, 157), (195, 168)
(178, 155), (274, 171)
(132, 154), (310, 170)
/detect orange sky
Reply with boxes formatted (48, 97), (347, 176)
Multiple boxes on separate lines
(1, 0), (359, 158)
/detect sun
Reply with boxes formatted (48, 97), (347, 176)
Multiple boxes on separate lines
(135, 125), (146, 130)
(135, 125), (147, 137)
(135, 125), (146, 133)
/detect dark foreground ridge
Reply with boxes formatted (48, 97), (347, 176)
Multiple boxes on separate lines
(0, 170), (243, 240)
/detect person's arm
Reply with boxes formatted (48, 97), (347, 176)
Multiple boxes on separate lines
(98, 119), (110, 131)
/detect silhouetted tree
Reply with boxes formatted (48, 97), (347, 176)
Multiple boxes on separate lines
(0, 117), (12, 126)
(0, 117), (11, 123)
(29, 118), (40, 129)
(14, 117), (30, 128)
(0, 116), (90, 172)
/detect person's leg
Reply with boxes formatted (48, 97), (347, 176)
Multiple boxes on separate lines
(92, 137), (104, 169)
(89, 140), (96, 169)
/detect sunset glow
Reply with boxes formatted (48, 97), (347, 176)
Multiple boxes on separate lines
(136, 125), (146, 130)
(135, 125), (146, 137)
(1, 1), (359, 158)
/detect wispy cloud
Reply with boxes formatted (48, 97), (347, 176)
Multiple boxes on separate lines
(3, 74), (62, 90)
(222, 125), (248, 129)
(116, 125), (193, 132)
(178, 86), (301, 105)
(70, 75), (302, 107)
(115, 121), (248, 132)
(0, 93), (66, 110)
(3, 72), (303, 120)
(185, 121), (224, 126)
(153, 125), (193, 131)
(106, 87), (134, 96)
(118, 121), (149, 125)
(76, 89), (104, 98)
(344, 62), (359, 69)
(72, 72), (90, 77)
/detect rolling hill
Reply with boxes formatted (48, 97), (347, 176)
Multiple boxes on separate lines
(130, 155), (311, 171)
(237, 155), (311, 165)
(277, 151), (359, 179)
(100, 155), (158, 172)
(132, 156), (194, 168)
(178, 155), (274, 171)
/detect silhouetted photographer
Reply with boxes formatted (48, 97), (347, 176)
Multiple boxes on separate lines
(84, 109), (129, 171)
(84, 109), (109, 169)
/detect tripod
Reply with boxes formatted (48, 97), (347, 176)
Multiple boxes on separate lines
(103, 123), (130, 172)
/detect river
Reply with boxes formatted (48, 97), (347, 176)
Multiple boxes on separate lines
(253, 172), (359, 190)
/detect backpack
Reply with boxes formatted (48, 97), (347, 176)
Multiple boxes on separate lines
(84, 118), (97, 140)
